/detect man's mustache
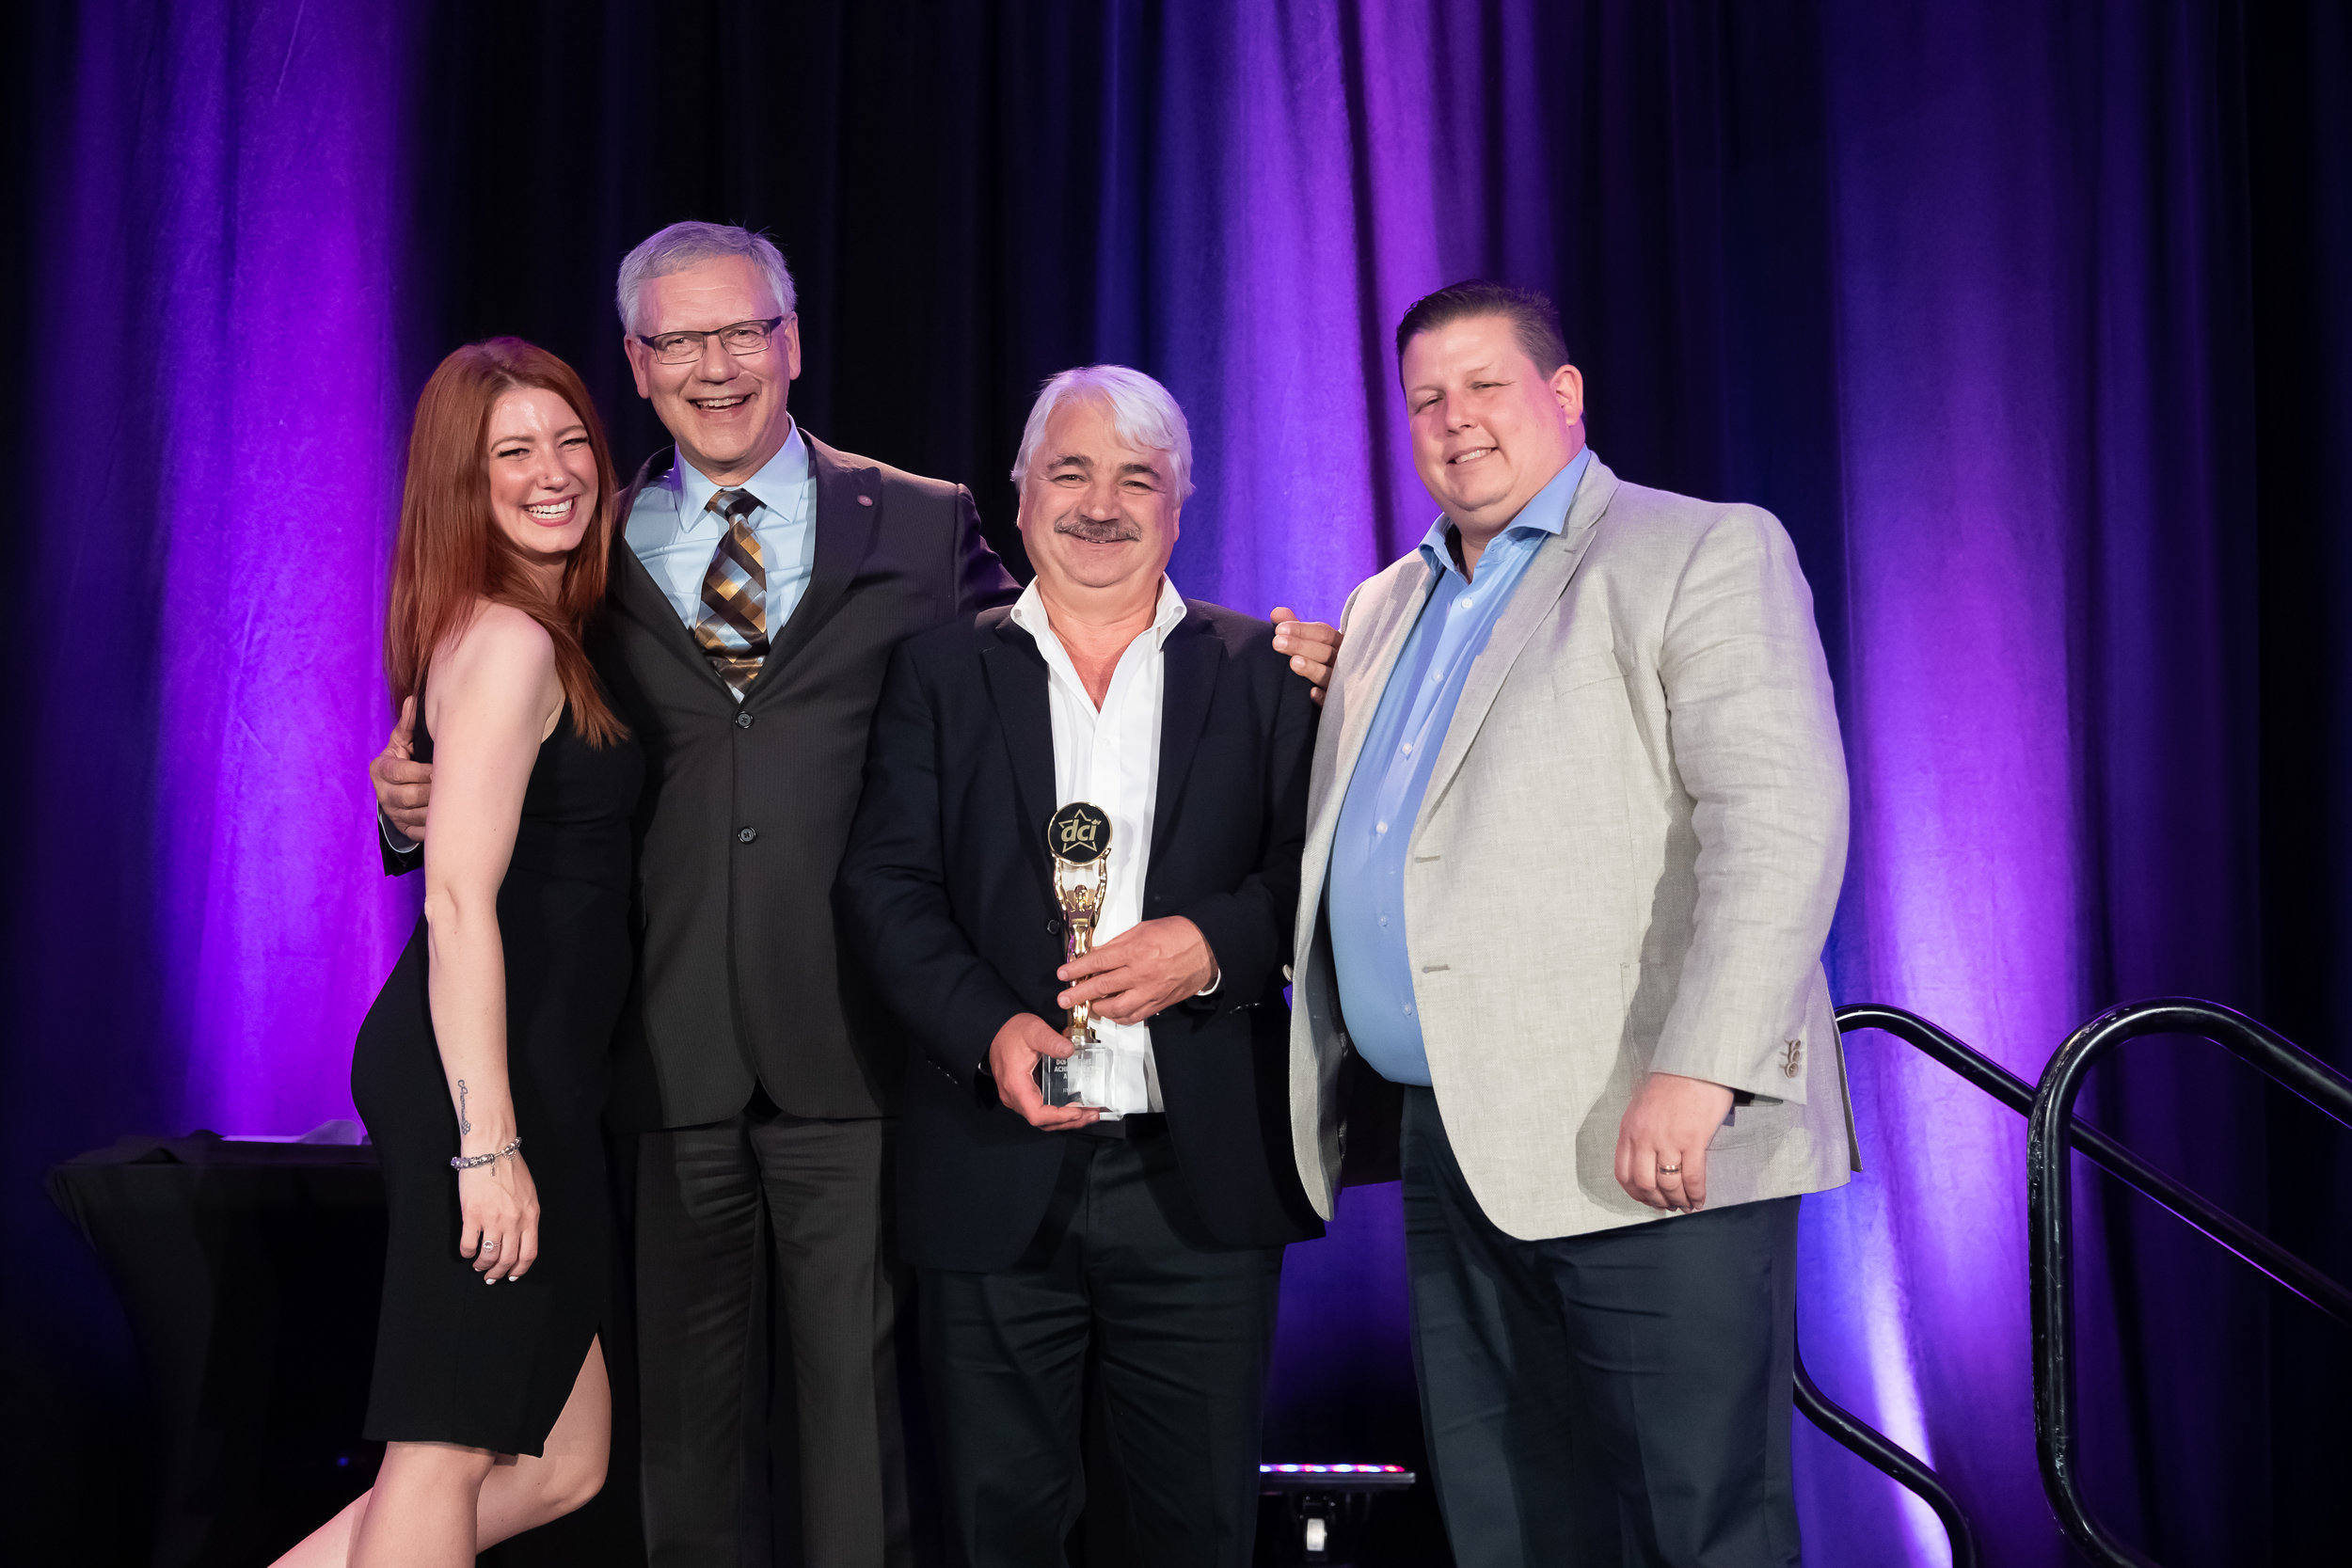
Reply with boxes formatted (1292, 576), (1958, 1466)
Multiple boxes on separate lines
(1054, 515), (1143, 545)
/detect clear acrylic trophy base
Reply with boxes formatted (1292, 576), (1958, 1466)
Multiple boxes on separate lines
(1037, 1040), (1113, 1110)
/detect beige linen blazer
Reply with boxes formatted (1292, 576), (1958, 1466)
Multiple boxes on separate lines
(1288, 457), (1859, 1241)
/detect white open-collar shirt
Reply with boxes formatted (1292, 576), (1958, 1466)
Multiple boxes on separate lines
(1009, 575), (1190, 1117)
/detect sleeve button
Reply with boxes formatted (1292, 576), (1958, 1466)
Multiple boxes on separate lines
(737, 827), (757, 844)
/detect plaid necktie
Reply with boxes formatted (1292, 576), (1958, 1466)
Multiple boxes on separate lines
(694, 489), (768, 693)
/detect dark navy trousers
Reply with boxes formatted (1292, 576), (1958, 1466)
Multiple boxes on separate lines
(1402, 1086), (1803, 1568)
(919, 1122), (1283, 1568)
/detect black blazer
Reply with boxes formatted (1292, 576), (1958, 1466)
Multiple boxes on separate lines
(834, 599), (1327, 1273)
(389, 435), (1018, 1129)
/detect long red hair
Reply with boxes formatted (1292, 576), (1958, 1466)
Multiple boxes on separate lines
(386, 338), (628, 745)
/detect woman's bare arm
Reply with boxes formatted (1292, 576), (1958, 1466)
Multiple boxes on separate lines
(421, 601), (564, 1281)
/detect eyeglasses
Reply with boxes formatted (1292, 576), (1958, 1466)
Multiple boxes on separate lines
(635, 316), (787, 365)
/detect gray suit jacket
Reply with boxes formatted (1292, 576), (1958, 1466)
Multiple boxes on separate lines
(1287, 456), (1859, 1241)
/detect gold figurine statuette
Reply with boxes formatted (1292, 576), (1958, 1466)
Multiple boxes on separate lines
(1041, 801), (1113, 1109)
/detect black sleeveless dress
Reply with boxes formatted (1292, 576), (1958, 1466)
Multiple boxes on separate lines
(350, 705), (643, 1455)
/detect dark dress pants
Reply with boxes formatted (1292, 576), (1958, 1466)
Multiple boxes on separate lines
(635, 1092), (909, 1567)
(919, 1120), (1284, 1568)
(1401, 1086), (1802, 1568)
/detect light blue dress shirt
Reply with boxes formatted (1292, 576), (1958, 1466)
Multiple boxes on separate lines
(1327, 448), (1594, 1085)
(625, 421), (818, 695)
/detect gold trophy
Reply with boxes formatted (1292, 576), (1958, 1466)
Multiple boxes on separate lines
(1040, 801), (1113, 1109)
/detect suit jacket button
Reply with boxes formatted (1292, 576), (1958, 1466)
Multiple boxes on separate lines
(1045, 917), (1062, 936)
(736, 711), (754, 729)
(737, 827), (757, 844)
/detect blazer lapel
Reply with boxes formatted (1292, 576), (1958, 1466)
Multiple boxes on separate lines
(752, 433), (882, 693)
(1303, 562), (1435, 857)
(1148, 610), (1224, 867)
(608, 448), (734, 696)
(977, 611), (1060, 864)
(1414, 459), (1621, 832)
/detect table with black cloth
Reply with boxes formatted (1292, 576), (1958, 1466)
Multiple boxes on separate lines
(46, 1132), (642, 1568)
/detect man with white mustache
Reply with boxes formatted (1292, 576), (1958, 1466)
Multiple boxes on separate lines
(1288, 281), (1857, 1567)
(836, 365), (1326, 1568)
(370, 225), (1344, 1566)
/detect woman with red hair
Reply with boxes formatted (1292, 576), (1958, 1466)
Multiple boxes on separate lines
(277, 339), (642, 1567)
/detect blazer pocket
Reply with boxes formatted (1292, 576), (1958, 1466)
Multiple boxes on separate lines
(1619, 960), (1767, 1153)
(1553, 650), (1624, 693)
(1708, 1096), (1778, 1154)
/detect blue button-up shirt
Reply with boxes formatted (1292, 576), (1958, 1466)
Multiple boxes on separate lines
(625, 421), (818, 697)
(1327, 449), (1593, 1085)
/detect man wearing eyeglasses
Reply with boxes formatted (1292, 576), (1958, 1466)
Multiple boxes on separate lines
(589, 222), (1000, 1568)
(372, 221), (1341, 1566)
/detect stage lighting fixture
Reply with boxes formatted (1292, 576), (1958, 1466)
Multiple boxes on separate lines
(1257, 1464), (1415, 1564)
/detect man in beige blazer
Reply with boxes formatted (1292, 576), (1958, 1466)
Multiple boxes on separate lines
(1288, 281), (1857, 1567)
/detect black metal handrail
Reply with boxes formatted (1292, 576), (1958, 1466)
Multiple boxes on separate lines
(1841, 1004), (2352, 1325)
(2027, 999), (2352, 1568)
(1791, 1005), (2025, 1567)
(1791, 1337), (1979, 1568)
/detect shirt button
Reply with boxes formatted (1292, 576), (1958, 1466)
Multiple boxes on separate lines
(1375, 821), (1388, 834)
(736, 711), (754, 729)
(1403, 1005), (1415, 1017)
(737, 827), (757, 844)
(1378, 916), (1389, 928)
(1399, 741), (1412, 755)
(1461, 595), (1476, 608)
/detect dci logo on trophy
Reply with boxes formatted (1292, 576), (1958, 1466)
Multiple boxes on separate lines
(1041, 801), (1113, 1110)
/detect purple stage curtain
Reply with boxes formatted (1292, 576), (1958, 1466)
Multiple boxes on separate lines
(5, 3), (2345, 1564)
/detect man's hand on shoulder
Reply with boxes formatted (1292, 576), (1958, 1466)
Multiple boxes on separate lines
(988, 1013), (1102, 1131)
(373, 694), (433, 844)
(1613, 1070), (1736, 1214)
(1271, 607), (1342, 706)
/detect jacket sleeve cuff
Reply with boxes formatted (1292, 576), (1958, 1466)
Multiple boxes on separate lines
(379, 811), (421, 878)
(1175, 895), (1274, 1015)
(1647, 1030), (1808, 1107)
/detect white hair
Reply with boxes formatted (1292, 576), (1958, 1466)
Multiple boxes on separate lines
(1009, 365), (1195, 502)
(615, 221), (797, 335)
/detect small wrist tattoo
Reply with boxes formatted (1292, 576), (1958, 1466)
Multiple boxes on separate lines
(456, 1079), (471, 1134)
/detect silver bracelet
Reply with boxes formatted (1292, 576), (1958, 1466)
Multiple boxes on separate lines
(450, 1135), (521, 1171)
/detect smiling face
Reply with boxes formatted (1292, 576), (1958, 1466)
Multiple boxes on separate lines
(1016, 395), (1181, 603)
(622, 254), (802, 486)
(1401, 314), (1585, 544)
(485, 386), (599, 584)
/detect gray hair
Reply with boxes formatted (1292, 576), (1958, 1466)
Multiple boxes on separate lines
(614, 221), (797, 335)
(1009, 365), (1196, 502)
